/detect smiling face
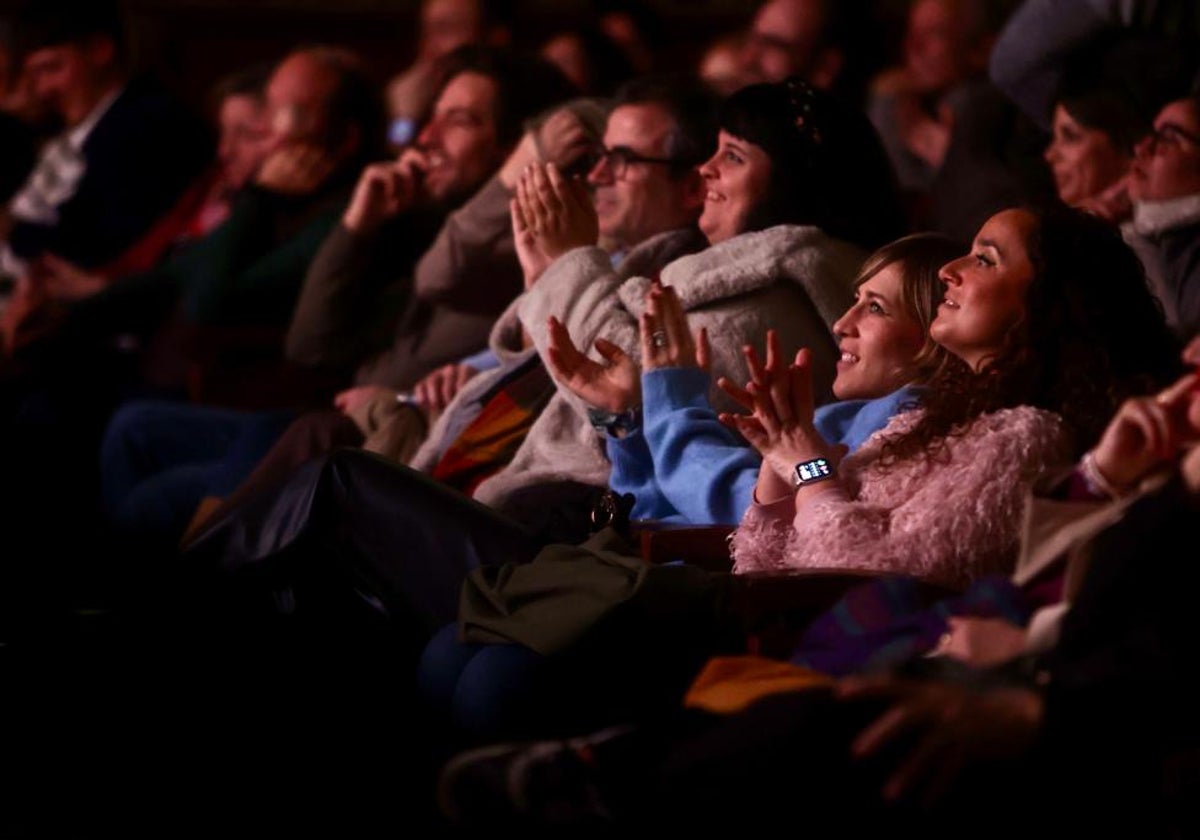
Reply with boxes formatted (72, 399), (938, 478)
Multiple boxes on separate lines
(1044, 104), (1131, 207)
(831, 262), (929, 400)
(586, 102), (704, 250)
(697, 130), (773, 244)
(414, 70), (503, 204)
(931, 208), (1037, 371)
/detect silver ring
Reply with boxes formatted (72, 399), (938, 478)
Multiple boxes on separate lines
(651, 330), (668, 349)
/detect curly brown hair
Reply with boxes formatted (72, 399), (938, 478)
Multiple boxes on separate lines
(880, 204), (1182, 465)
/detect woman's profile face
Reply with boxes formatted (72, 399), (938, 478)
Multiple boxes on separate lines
(930, 208), (1037, 371)
(697, 130), (773, 244)
(1043, 104), (1130, 207)
(831, 262), (929, 400)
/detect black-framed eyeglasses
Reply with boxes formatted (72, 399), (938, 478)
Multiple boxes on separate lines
(590, 145), (683, 179)
(1147, 123), (1200, 152)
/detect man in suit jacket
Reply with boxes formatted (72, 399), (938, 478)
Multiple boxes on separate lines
(1, 0), (209, 279)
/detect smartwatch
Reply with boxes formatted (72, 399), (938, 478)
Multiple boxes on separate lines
(586, 406), (641, 437)
(792, 457), (835, 488)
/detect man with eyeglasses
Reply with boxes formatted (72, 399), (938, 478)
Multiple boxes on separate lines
(1125, 95), (1200, 339)
(583, 77), (714, 262)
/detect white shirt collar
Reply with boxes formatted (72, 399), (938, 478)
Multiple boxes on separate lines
(66, 86), (124, 151)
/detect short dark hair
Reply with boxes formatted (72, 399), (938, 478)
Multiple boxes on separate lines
(430, 45), (579, 148)
(718, 77), (906, 249)
(611, 74), (720, 176)
(14, 0), (125, 60)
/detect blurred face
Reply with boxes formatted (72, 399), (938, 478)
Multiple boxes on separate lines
(23, 38), (115, 126)
(698, 130), (773, 244)
(932, 209), (1036, 371)
(586, 103), (702, 250)
(831, 263), (929, 400)
(1130, 99), (1200, 203)
(420, 0), (484, 61)
(265, 52), (338, 149)
(904, 0), (973, 93)
(415, 71), (502, 203)
(540, 33), (590, 92)
(217, 93), (271, 190)
(699, 39), (748, 98)
(1044, 104), (1130, 207)
(740, 0), (824, 84)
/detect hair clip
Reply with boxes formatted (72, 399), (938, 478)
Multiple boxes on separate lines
(784, 77), (822, 148)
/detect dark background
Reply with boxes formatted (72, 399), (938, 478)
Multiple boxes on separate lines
(0, 0), (798, 114)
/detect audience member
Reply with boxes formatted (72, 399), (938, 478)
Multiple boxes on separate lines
(98, 47), (579, 556)
(738, 0), (883, 107)
(158, 83), (909, 773)
(1, 0), (210, 279)
(538, 25), (635, 98)
(436, 334), (1200, 837)
(1124, 94), (1200, 339)
(417, 232), (960, 741)
(385, 0), (514, 150)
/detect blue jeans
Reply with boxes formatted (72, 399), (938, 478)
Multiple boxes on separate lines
(418, 622), (548, 740)
(100, 399), (297, 548)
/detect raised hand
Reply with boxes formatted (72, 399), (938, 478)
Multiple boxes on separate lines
(343, 148), (429, 233)
(640, 282), (709, 372)
(257, 142), (338, 197)
(1089, 369), (1200, 493)
(413, 361), (479, 412)
(516, 162), (597, 261)
(835, 675), (1043, 807)
(718, 331), (839, 488)
(510, 195), (552, 288)
(545, 315), (639, 413)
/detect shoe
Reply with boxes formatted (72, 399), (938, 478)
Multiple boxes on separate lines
(437, 725), (637, 827)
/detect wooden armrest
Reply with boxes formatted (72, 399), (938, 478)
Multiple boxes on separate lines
(633, 522), (735, 571)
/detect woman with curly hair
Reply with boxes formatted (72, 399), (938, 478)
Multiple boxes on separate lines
(729, 203), (1181, 588)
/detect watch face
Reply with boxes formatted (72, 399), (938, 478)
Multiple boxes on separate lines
(794, 458), (833, 486)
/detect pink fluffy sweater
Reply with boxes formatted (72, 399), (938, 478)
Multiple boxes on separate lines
(730, 406), (1072, 589)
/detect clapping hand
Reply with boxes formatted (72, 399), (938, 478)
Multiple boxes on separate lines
(545, 315), (639, 414)
(516, 162), (598, 262)
(640, 282), (709, 372)
(717, 330), (844, 488)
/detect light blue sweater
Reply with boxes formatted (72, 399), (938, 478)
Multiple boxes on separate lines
(607, 367), (921, 525)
